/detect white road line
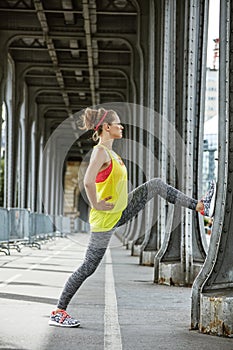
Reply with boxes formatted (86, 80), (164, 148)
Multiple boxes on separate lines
(0, 273), (22, 288)
(104, 249), (122, 350)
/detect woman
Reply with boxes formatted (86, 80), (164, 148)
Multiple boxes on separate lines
(49, 107), (216, 327)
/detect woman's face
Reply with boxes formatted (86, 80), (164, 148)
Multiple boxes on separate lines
(107, 114), (124, 139)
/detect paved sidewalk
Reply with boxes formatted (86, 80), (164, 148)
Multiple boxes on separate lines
(0, 233), (233, 350)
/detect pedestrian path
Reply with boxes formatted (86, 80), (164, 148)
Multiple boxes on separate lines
(0, 233), (232, 350)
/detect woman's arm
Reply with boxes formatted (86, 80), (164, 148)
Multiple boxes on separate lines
(84, 147), (114, 211)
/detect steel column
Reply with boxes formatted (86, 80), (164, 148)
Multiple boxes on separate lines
(154, 0), (209, 286)
(191, 0), (233, 337)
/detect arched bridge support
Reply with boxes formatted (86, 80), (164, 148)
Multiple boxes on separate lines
(150, 0), (209, 286)
(191, 0), (233, 337)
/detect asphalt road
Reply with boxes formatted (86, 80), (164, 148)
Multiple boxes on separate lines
(0, 233), (233, 350)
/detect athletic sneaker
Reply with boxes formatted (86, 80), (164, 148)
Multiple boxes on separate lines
(200, 180), (216, 217)
(49, 310), (80, 327)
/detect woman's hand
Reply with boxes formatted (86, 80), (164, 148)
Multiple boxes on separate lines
(94, 196), (115, 211)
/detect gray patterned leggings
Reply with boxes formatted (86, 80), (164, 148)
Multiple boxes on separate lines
(57, 178), (197, 310)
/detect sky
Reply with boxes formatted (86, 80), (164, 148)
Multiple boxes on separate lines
(207, 0), (220, 68)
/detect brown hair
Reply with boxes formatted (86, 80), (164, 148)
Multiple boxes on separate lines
(80, 107), (117, 141)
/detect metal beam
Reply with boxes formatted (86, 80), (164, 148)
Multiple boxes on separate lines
(82, 0), (97, 106)
(33, 0), (72, 115)
(0, 8), (138, 15)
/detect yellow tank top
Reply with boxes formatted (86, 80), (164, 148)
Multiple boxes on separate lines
(89, 145), (128, 232)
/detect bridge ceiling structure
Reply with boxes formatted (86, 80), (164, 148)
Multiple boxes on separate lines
(0, 0), (141, 159)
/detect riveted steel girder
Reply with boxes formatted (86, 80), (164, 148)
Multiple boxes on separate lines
(191, 0), (233, 336)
